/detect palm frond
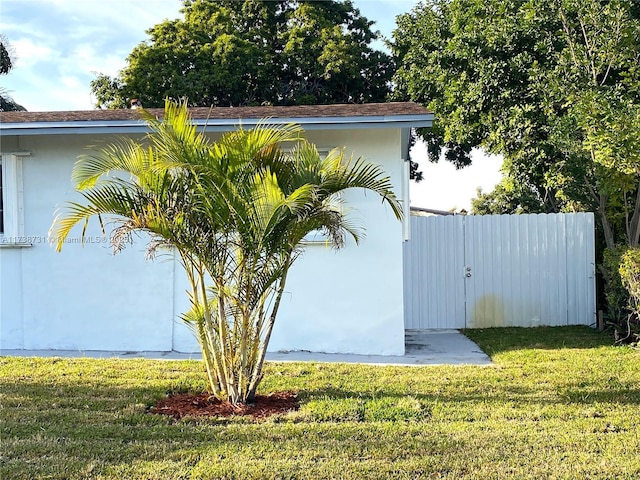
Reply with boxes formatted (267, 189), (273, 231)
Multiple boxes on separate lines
(319, 153), (403, 220)
(72, 138), (150, 190)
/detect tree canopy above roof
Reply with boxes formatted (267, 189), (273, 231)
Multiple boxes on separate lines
(91, 0), (394, 109)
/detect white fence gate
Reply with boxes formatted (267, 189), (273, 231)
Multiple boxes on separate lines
(403, 213), (596, 329)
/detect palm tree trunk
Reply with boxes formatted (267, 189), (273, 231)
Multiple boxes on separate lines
(246, 254), (292, 403)
(181, 252), (221, 396)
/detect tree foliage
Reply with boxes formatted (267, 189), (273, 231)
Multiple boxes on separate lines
(0, 39), (12, 74)
(91, 0), (393, 109)
(0, 36), (25, 112)
(50, 100), (401, 405)
(391, 0), (640, 228)
(392, 0), (640, 231)
(471, 174), (550, 215)
(617, 247), (640, 343)
(392, 0), (640, 326)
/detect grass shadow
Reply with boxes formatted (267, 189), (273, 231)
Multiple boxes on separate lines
(299, 383), (640, 409)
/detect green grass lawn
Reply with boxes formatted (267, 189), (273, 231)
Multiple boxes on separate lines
(1, 326), (638, 479)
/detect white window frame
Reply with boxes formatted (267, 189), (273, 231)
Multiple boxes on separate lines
(0, 152), (30, 247)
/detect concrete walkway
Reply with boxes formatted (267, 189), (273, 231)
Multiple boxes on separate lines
(0, 330), (492, 366)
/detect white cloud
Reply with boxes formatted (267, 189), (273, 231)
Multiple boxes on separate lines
(71, 45), (127, 77)
(46, 0), (182, 40)
(11, 38), (54, 68)
(60, 75), (80, 89)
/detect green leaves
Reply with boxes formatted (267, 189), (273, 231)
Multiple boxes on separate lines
(393, 0), (640, 224)
(393, 0), (640, 333)
(577, 90), (640, 175)
(52, 100), (401, 404)
(90, 0), (392, 109)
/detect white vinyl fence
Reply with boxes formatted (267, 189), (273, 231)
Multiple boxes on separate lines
(403, 213), (596, 329)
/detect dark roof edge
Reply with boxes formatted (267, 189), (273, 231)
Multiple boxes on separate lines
(1, 116), (433, 136)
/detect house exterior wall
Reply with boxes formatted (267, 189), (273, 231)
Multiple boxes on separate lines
(0, 128), (406, 355)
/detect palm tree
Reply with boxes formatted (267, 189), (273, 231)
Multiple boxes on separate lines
(51, 99), (402, 405)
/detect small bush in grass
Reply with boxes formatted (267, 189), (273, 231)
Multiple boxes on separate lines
(618, 247), (640, 344)
(602, 246), (631, 327)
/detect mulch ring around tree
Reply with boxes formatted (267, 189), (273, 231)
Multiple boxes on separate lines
(149, 391), (299, 420)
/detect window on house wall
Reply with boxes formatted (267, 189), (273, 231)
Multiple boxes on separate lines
(0, 153), (28, 242)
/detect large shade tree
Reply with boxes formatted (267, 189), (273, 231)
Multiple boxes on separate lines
(392, 0), (640, 332)
(50, 100), (402, 404)
(392, 0), (640, 244)
(91, 0), (393, 109)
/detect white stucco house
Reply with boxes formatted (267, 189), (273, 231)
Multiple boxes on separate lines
(0, 102), (433, 356)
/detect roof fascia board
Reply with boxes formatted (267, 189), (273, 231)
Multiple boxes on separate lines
(0, 114), (433, 136)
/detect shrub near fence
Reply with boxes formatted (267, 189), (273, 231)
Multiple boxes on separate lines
(618, 247), (640, 344)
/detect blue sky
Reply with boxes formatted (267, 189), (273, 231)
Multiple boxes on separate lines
(0, 0), (501, 209)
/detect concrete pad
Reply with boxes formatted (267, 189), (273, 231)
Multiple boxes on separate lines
(404, 329), (492, 365)
(0, 330), (491, 366)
